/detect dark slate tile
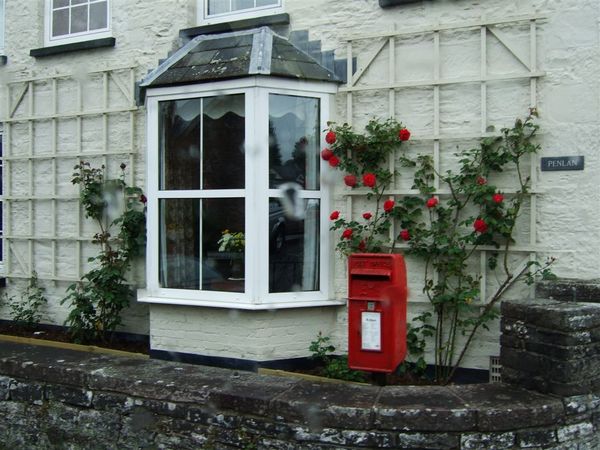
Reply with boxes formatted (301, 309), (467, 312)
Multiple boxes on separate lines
(153, 67), (193, 86)
(270, 380), (377, 430)
(199, 35), (253, 52)
(173, 50), (217, 68)
(449, 383), (564, 431)
(374, 386), (476, 432)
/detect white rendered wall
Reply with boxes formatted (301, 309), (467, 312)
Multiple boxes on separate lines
(0, 0), (598, 369)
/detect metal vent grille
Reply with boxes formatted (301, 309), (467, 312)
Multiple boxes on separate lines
(489, 356), (502, 383)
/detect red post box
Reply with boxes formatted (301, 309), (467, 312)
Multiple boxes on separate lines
(348, 253), (407, 373)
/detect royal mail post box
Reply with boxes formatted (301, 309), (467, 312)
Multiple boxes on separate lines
(348, 253), (407, 373)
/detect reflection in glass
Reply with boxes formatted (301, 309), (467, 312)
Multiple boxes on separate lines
(159, 99), (201, 190)
(202, 95), (245, 189)
(90, 1), (108, 30)
(269, 198), (319, 293)
(269, 94), (320, 190)
(71, 5), (88, 33)
(52, 9), (69, 37)
(160, 198), (245, 292)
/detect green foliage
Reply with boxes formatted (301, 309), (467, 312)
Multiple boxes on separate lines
(327, 110), (556, 384)
(327, 118), (409, 255)
(61, 162), (146, 343)
(309, 332), (367, 382)
(3, 272), (48, 329)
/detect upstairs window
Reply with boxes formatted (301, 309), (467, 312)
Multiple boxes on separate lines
(0, 0), (4, 55)
(198, 0), (283, 25)
(45, 0), (111, 46)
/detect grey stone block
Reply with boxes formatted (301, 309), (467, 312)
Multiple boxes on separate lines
(516, 428), (558, 448)
(396, 432), (460, 449)
(45, 384), (93, 407)
(9, 380), (44, 404)
(460, 431), (515, 449)
(373, 386), (476, 432)
(0, 375), (13, 400)
(501, 300), (600, 332)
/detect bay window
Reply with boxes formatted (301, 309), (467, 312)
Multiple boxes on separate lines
(143, 77), (336, 309)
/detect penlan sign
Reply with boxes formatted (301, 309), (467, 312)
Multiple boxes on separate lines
(541, 156), (584, 172)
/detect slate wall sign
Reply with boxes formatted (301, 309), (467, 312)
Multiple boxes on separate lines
(540, 156), (584, 172)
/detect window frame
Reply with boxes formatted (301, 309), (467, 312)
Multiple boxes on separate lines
(0, 0), (5, 55)
(141, 76), (340, 310)
(197, 0), (284, 26)
(44, 0), (112, 47)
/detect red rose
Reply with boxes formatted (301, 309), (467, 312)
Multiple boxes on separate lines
(492, 193), (504, 204)
(383, 199), (395, 212)
(362, 173), (376, 188)
(321, 148), (333, 161)
(344, 174), (357, 187)
(473, 218), (487, 233)
(140, 194), (147, 204)
(426, 197), (438, 208)
(476, 176), (487, 186)
(399, 229), (410, 241)
(358, 240), (366, 252)
(398, 128), (411, 141)
(328, 155), (340, 167)
(342, 228), (353, 239)
(330, 211), (340, 220)
(362, 212), (372, 220)
(325, 130), (337, 144)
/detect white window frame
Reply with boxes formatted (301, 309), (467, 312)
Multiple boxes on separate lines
(197, 0), (284, 26)
(139, 76), (341, 310)
(44, 0), (112, 47)
(0, 0), (5, 55)
(0, 130), (4, 273)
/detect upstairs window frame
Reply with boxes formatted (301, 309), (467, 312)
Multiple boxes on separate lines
(44, 0), (111, 47)
(197, 0), (284, 26)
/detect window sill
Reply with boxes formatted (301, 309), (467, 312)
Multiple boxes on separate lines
(0, 55), (6, 66)
(137, 291), (346, 310)
(180, 13), (289, 38)
(30, 37), (116, 58)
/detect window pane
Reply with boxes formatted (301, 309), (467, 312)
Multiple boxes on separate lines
(71, 0), (87, 5)
(202, 198), (245, 292)
(232, 0), (253, 11)
(53, 0), (69, 8)
(269, 198), (320, 293)
(256, 0), (278, 6)
(202, 95), (245, 189)
(159, 99), (201, 190)
(269, 94), (320, 190)
(159, 198), (245, 293)
(52, 9), (69, 37)
(208, 0), (230, 15)
(89, 1), (108, 30)
(159, 199), (200, 290)
(70, 4), (88, 33)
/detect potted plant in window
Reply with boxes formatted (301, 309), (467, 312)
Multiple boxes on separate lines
(218, 229), (245, 280)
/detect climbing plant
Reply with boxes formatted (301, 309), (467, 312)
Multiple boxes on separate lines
(325, 109), (555, 384)
(61, 162), (146, 343)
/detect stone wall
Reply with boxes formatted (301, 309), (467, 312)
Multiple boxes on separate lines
(0, 338), (598, 450)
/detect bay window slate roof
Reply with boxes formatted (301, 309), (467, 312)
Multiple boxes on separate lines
(140, 27), (340, 90)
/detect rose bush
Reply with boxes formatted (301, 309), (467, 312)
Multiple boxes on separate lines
(324, 110), (555, 383)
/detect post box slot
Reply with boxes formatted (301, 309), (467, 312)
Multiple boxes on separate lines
(349, 268), (392, 278)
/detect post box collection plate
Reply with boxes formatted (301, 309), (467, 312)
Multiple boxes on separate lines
(361, 311), (382, 351)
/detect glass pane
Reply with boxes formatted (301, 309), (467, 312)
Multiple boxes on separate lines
(159, 99), (201, 190)
(54, 0), (69, 8)
(203, 198), (245, 292)
(52, 9), (69, 37)
(71, 0), (87, 5)
(208, 0), (230, 15)
(256, 0), (279, 6)
(269, 198), (320, 293)
(89, 1), (108, 30)
(269, 94), (320, 190)
(70, 4), (88, 33)
(159, 199), (200, 290)
(232, 0), (253, 11)
(202, 95), (245, 190)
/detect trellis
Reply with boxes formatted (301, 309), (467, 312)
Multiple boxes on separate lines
(340, 14), (544, 303)
(2, 66), (139, 283)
